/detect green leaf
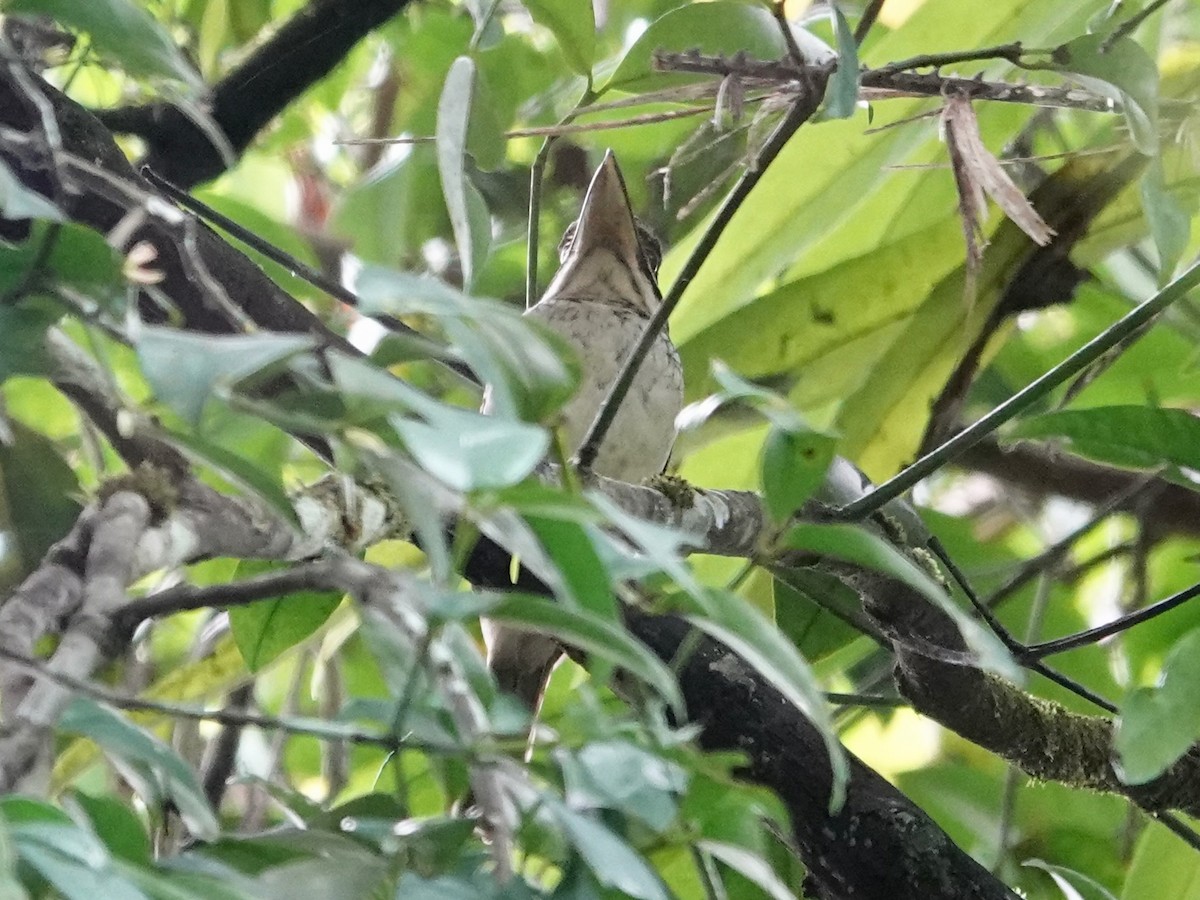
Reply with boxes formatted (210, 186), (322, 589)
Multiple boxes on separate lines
(1008, 405), (1200, 474)
(0, 421), (82, 580)
(1123, 822), (1200, 900)
(0, 159), (63, 222)
(1140, 160), (1191, 283)
(523, 0), (595, 77)
(136, 328), (313, 426)
(0, 301), (60, 382)
(352, 265), (575, 421)
(558, 741), (687, 833)
(1115, 629), (1200, 784)
(1049, 34), (1159, 154)
(390, 411), (548, 492)
(825, 5), (859, 120)
(784, 523), (1018, 678)
(550, 801), (669, 900)
(436, 57), (490, 290)
(67, 792), (150, 866)
(227, 561), (341, 672)
(0, 810), (27, 900)
(485, 593), (683, 713)
(760, 424), (837, 522)
(7, 0), (203, 91)
(605, 3), (786, 92)
(524, 512), (617, 621)
(59, 699), (219, 840)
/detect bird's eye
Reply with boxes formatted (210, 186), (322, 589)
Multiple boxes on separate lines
(557, 221), (578, 263)
(635, 222), (662, 277)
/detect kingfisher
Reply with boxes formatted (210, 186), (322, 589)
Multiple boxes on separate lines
(483, 151), (684, 710)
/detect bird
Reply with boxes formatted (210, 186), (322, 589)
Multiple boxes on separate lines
(482, 150), (683, 712)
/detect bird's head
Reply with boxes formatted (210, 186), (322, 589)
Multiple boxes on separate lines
(541, 150), (662, 315)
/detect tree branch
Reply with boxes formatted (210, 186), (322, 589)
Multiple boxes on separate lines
(95, 0), (415, 188)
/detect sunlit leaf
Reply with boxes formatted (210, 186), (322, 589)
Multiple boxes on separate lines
(226, 561), (342, 672)
(436, 57), (490, 290)
(523, 0), (595, 78)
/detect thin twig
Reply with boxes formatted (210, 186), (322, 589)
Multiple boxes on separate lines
(0, 643), (403, 749)
(985, 476), (1158, 609)
(872, 42), (1035, 76)
(1102, 0), (1174, 51)
(113, 559), (343, 634)
(854, 0), (887, 45)
(1028, 581), (1200, 659)
(140, 166), (479, 385)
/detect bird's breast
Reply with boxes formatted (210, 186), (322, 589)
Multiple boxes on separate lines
(527, 298), (682, 482)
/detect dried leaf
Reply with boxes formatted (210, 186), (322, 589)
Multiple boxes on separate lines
(941, 93), (1056, 248)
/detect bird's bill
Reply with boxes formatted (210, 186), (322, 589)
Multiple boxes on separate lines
(541, 150), (660, 312)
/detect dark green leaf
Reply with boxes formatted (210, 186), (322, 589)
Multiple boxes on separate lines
(1008, 405), (1200, 474)
(226, 560), (341, 672)
(0, 421), (82, 582)
(701, 840), (796, 900)
(1022, 859), (1119, 900)
(160, 423), (299, 526)
(784, 523), (1016, 677)
(66, 792), (150, 865)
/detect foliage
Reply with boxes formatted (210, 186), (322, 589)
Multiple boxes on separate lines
(2, 0), (1200, 898)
